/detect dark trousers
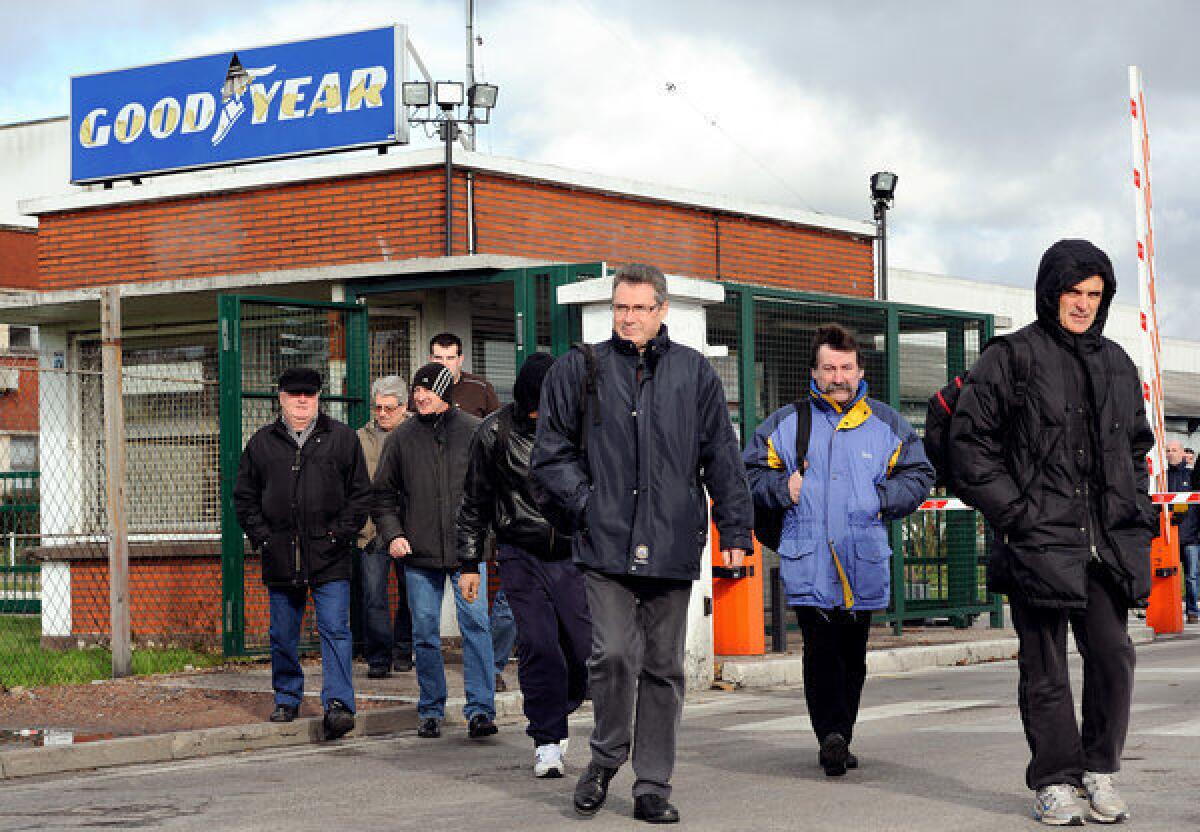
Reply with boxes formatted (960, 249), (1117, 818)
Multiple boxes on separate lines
(360, 541), (413, 669)
(1009, 566), (1135, 790)
(584, 569), (691, 799)
(795, 606), (872, 744)
(499, 545), (592, 746)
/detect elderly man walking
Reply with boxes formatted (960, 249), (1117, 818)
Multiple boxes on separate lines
(532, 263), (753, 824)
(233, 368), (371, 740)
(357, 375), (414, 678)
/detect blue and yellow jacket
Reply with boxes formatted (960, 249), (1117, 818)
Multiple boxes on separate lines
(743, 379), (934, 611)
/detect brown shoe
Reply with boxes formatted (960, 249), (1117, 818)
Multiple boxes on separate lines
(1188, 614), (1198, 624)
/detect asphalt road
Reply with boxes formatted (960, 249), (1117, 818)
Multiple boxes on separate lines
(3, 634), (1200, 831)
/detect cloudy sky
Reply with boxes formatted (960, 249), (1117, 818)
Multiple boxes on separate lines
(2, 0), (1197, 334)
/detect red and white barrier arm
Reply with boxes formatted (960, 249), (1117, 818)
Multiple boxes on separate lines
(917, 492), (1200, 512)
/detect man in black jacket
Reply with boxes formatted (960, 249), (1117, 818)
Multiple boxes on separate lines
(458, 352), (591, 779)
(372, 363), (497, 740)
(948, 239), (1155, 826)
(233, 367), (370, 740)
(532, 263), (753, 825)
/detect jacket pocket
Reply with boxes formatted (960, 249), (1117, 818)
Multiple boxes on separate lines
(777, 538), (815, 599)
(848, 523), (891, 604)
(261, 531), (299, 585)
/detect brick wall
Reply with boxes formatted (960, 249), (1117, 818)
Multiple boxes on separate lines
(36, 164), (872, 296)
(472, 173), (873, 296)
(0, 226), (37, 289)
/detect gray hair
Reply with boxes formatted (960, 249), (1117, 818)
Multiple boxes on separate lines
(371, 375), (408, 403)
(612, 263), (667, 306)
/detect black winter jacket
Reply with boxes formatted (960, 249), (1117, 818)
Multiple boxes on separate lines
(233, 412), (371, 588)
(371, 406), (482, 572)
(457, 404), (572, 571)
(948, 239), (1156, 608)
(531, 327), (753, 581)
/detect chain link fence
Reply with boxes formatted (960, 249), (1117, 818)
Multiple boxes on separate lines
(0, 332), (225, 686)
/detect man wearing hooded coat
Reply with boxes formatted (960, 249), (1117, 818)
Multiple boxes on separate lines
(948, 239), (1155, 826)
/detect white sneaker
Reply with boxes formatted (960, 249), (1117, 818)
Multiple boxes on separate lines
(1082, 771), (1129, 823)
(559, 738), (569, 756)
(534, 743), (565, 778)
(1033, 784), (1084, 826)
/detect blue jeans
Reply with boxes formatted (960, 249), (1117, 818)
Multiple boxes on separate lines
(269, 580), (355, 712)
(360, 541), (413, 669)
(405, 563), (496, 721)
(1183, 544), (1200, 617)
(491, 588), (517, 674)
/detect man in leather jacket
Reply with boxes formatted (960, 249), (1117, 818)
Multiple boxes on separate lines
(948, 239), (1155, 825)
(457, 353), (591, 779)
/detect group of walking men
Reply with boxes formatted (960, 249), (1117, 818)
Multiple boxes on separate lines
(234, 243), (1155, 826)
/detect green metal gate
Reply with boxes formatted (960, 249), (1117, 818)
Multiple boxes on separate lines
(217, 295), (369, 656)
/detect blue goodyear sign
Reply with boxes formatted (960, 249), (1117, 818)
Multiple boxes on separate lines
(71, 26), (407, 183)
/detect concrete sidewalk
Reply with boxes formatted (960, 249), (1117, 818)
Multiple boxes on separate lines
(0, 618), (1160, 780)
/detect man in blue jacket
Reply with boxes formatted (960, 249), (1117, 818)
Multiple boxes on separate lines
(744, 323), (933, 777)
(533, 263), (753, 825)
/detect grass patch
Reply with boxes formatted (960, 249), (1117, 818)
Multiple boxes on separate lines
(0, 615), (225, 687)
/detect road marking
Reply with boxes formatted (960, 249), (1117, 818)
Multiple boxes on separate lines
(725, 699), (997, 732)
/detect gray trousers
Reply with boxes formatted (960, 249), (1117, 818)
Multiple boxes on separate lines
(584, 569), (691, 799)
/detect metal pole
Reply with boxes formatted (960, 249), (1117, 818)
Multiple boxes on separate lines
(101, 286), (131, 678)
(770, 566), (787, 652)
(444, 120), (455, 256)
(876, 202), (889, 301)
(465, 0), (477, 151)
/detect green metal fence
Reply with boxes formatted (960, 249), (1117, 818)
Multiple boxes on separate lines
(708, 283), (1003, 635)
(1, 471), (40, 616)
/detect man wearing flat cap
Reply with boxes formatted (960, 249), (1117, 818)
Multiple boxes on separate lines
(373, 363), (498, 740)
(233, 367), (371, 740)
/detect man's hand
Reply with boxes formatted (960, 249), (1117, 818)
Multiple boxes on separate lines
(388, 536), (412, 559)
(721, 548), (746, 568)
(458, 571), (481, 603)
(788, 461), (809, 505)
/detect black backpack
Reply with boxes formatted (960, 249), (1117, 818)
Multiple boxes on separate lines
(752, 399), (812, 551)
(924, 334), (1034, 490)
(530, 343), (599, 537)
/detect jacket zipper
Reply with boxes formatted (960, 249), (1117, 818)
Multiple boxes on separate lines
(1084, 482), (1101, 562)
(628, 352), (646, 573)
(292, 446), (303, 582)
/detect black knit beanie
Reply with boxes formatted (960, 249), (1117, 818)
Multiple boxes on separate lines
(412, 362), (455, 401)
(513, 352), (555, 416)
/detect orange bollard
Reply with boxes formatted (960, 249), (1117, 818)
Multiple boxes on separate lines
(711, 517), (765, 656)
(1146, 510), (1184, 635)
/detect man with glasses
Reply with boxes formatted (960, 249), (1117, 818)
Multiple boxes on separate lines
(533, 263), (753, 825)
(357, 376), (414, 678)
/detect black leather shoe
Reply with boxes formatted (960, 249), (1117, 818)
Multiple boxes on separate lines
(393, 656), (414, 673)
(269, 703), (298, 723)
(819, 732), (849, 777)
(367, 665), (391, 679)
(633, 794), (680, 824)
(846, 751), (859, 770)
(467, 713), (498, 738)
(417, 717), (441, 738)
(323, 699), (354, 741)
(574, 762), (617, 816)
